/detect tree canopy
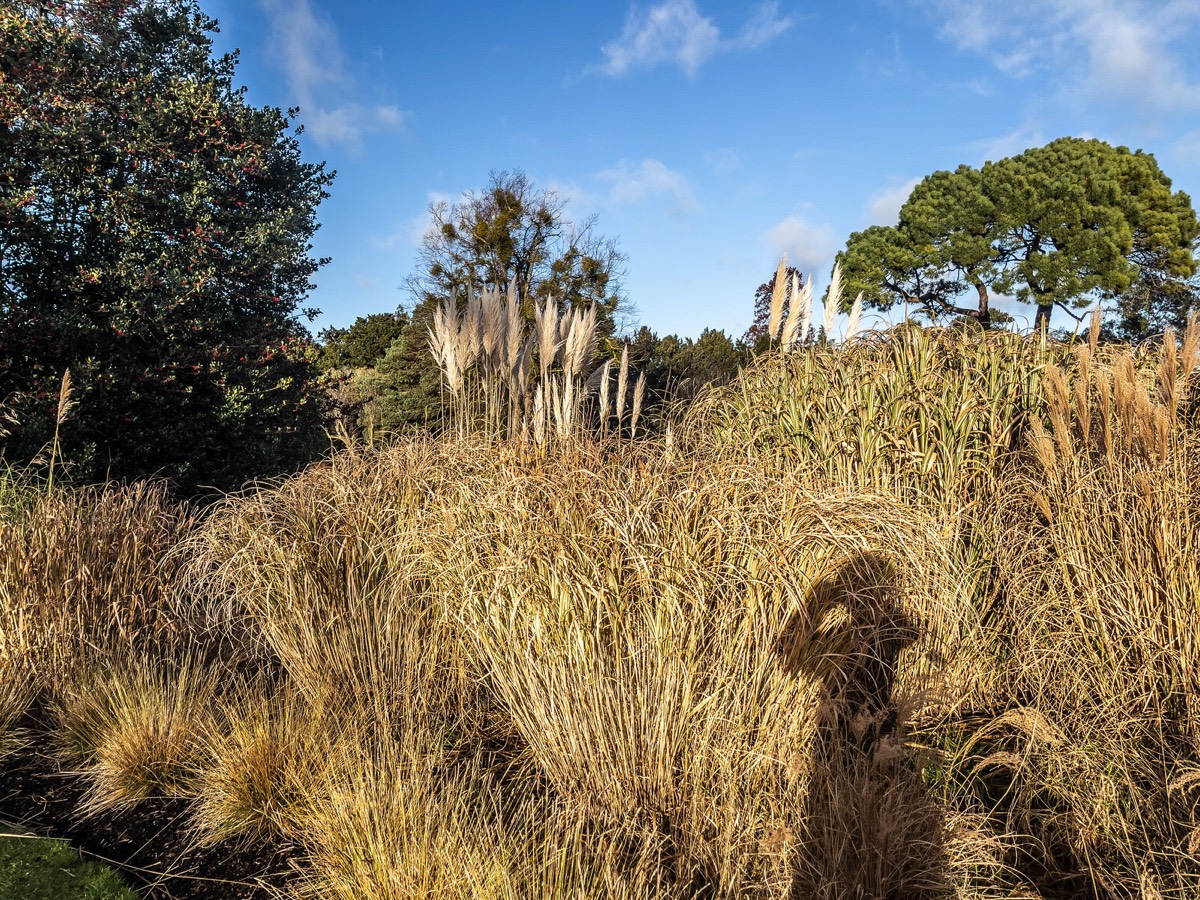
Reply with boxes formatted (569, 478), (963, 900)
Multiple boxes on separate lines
(318, 311), (408, 372)
(407, 170), (626, 333)
(0, 0), (333, 492)
(838, 138), (1200, 333)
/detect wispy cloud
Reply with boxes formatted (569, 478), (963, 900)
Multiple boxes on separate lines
(702, 147), (742, 175)
(766, 215), (836, 278)
(865, 177), (921, 226)
(598, 159), (700, 219)
(259, 0), (406, 148)
(597, 1), (792, 77)
(371, 192), (456, 252)
(962, 123), (1048, 165)
(918, 0), (1200, 123)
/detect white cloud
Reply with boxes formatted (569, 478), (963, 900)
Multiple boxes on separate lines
(865, 177), (920, 226)
(370, 192), (455, 253)
(734, 2), (793, 49)
(598, 1), (791, 77)
(703, 147), (741, 175)
(259, 0), (406, 148)
(919, 0), (1200, 120)
(964, 124), (1047, 165)
(598, 159), (699, 218)
(766, 216), (836, 278)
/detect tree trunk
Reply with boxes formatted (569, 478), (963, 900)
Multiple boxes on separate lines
(1033, 302), (1053, 332)
(973, 279), (991, 329)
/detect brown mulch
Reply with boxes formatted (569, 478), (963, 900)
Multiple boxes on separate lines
(0, 739), (302, 900)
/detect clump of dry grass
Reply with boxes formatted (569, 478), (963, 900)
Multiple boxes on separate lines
(940, 312), (1200, 896)
(187, 440), (489, 740)
(191, 682), (355, 845)
(0, 480), (198, 683)
(689, 323), (1052, 511)
(0, 663), (34, 761)
(429, 447), (967, 897)
(52, 655), (214, 815)
(292, 737), (528, 900)
(180, 437), (972, 898)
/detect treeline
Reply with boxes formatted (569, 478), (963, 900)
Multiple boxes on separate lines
(317, 310), (749, 439)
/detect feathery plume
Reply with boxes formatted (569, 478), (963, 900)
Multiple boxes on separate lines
(535, 301), (560, 379)
(630, 372), (646, 439)
(845, 291), (863, 342)
(1088, 306), (1101, 356)
(597, 358), (612, 429)
(780, 272), (803, 351)
(55, 369), (76, 426)
(615, 344), (630, 424)
(822, 262), (842, 339)
(767, 255), (787, 341)
(798, 273), (812, 345)
(481, 285), (504, 363)
(505, 282), (523, 377)
(563, 304), (598, 382)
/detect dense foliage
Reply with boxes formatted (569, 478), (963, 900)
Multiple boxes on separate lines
(0, 0), (333, 493)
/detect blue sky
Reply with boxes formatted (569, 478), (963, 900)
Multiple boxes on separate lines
(201, 0), (1200, 339)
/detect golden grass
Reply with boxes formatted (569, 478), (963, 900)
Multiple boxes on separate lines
(2, 314), (1199, 897)
(0, 481), (197, 681)
(53, 655), (213, 815)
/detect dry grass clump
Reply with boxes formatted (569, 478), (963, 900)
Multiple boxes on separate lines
(293, 737), (528, 900)
(430, 447), (966, 897)
(689, 323), (1052, 511)
(192, 682), (357, 845)
(940, 314), (1200, 896)
(52, 655), (214, 815)
(188, 440), (489, 738)
(0, 480), (197, 682)
(0, 663), (34, 761)
(180, 438), (970, 898)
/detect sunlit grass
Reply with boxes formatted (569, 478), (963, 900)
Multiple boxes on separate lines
(1, 312), (1197, 897)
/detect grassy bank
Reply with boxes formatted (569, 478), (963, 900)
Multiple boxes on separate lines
(1, 317), (1197, 898)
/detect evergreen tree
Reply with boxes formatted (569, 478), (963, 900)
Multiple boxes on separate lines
(838, 138), (1199, 333)
(0, 0), (333, 492)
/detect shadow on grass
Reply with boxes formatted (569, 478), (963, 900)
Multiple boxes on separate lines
(777, 551), (950, 899)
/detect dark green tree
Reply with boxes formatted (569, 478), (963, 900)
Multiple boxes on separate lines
(839, 138), (1199, 333)
(318, 311), (408, 372)
(373, 301), (442, 431)
(0, 0), (334, 493)
(629, 326), (747, 408)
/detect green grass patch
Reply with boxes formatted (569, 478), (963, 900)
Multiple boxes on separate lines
(0, 826), (138, 900)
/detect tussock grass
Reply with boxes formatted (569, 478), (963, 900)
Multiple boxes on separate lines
(0, 481), (197, 682)
(53, 655), (214, 815)
(0, 665), (34, 761)
(687, 324), (1052, 508)
(427, 447), (967, 897)
(952, 316), (1200, 897)
(191, 682), (339, 845)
